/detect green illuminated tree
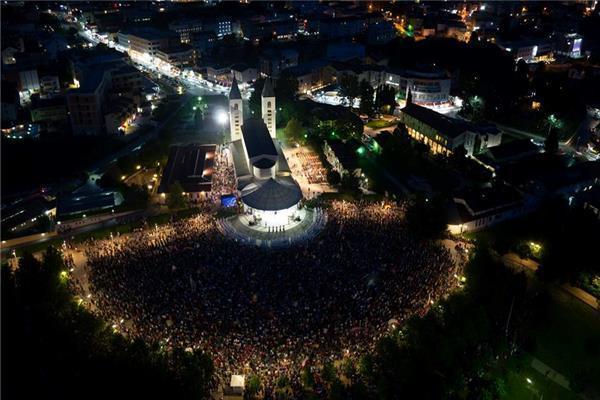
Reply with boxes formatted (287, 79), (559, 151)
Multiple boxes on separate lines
(248, 77), (265, 116)
(359, 80), (376, 117)
(339, 74), (360, 109)
(375, 85), (397, 114)
(284, 118), (303, 143)
(168, 181), (187, 210)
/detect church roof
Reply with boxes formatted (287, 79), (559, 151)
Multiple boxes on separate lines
(252, 158), (276, 169)
(262, 77), (275, 98)
(241, 177), (302, 211)
(229, 77), (241, 100)
(241, 118), (278, 159)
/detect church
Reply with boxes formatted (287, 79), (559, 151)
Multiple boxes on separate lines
(228, 78), (303, 229)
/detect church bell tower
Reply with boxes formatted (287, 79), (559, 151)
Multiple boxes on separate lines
(229, 77), (243, 142)
(261, 78), (276, 139)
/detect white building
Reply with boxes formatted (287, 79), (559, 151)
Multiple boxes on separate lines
(229, 78), (243, 141)
(261, 78), (276, 138)
(228, 80), (303, 229)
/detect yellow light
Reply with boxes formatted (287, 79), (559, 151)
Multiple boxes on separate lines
(136, 165), (141, 170)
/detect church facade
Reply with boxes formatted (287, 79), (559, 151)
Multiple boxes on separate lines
(227, 78), (303, 229)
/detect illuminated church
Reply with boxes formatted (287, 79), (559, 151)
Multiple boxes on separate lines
(228, 78), (303, 228)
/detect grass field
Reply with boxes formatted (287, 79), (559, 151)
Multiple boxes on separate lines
(501, 290), (600, 399)
(503, 360), (579, 400)
(365, 119), (397, 129)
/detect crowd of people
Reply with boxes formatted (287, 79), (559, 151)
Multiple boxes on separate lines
(294, 148), (328, 185)
(209, 146), (237, 202)
(81, 200), (460, 396)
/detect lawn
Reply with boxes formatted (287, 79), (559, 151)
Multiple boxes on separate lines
(503, 360), (579, 400)
(531, 290), (600, 387)
(365, 119), (397, 129)
(501, 289), (600, 399)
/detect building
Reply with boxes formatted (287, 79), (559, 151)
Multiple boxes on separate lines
(155, 44), (196, 68)
(261, 78), (276, 138)
(259, 48), (299, 77)
(555, 32), (583, 58)
(66, 61), (142, 135)
(497, 38), (554, 62)
(158, 144), (217, 202)
(229, 78), (243, 141)
(191, 31), (216, 55)
(30, 96), (67, 123)
(323, 139), (362, 178)
(447, 184), (527, 234)
(121, 27), (180, 58)
(366, 21), (397, 44)
(202, 16), (233, 38)
(1, 194), (56, 235)
(400, 101), (502, 156)
(57, 192), (122, 218)
(169, 19), (203, 43)
(385, 67), (451, 108)
(228, 80), (303, 229)
(283, 60), (334, 94)
(39, 75), (60, 97)
(18, 68), (40, 93)
(329, 62), (452, 109)
(319, 16), (367, 39)
(474, 138), (540, 172)
(231, 63), (258, 84)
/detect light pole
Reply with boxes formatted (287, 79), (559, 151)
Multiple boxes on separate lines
(215, 109), (228, 144)
(547, 114), (559, 136)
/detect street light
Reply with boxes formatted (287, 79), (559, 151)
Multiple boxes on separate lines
(215, 109), (228, 125)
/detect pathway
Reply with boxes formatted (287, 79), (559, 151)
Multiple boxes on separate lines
(501, 253), (599, 311)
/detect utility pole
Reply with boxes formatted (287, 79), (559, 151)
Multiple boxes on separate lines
(505, 295), (515, 338)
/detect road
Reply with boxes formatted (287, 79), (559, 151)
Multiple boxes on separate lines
(0, 210), (147, 257)
(494, 122), (584, 159)
(502, 252), (599, 311)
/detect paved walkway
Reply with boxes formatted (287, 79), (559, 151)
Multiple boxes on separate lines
(531, 357), (571, 390)
(502, 253), (599, 311)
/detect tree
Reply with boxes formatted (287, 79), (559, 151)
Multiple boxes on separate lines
(168, 182), (187, 210)
(341, 173), (359, 191)
(275, 73), (299, 105)
(301, 368), (315, 389)
(246, 375), (261, 398)
(544, 127), (559, 155)
(284, 118), (303, 143)
(375, 85), (397, 113)
(338, 74), (360, 109)
(405, 194), (448, 239)
(450, 145), (468, 168)
(327, 170), (341, 185)
(248, 77), (265, 116)
(322, 361), (337, 383)
(4, 247), (215, 400)
(359, 80), (375, 117)
(123, 184), (150, 208)
(460, 95), (485, 121)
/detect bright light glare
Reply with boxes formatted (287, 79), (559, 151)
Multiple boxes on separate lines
(215, 110), (228, 125)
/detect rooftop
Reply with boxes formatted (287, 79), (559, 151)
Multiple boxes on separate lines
(122, 27), (179, 41)
(401, 103), (469, 139)
(325, 139), (361, 170)
(241, 118), (278, 160)
(158, 144), (216, 194)
(241, 177), (302, 211)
